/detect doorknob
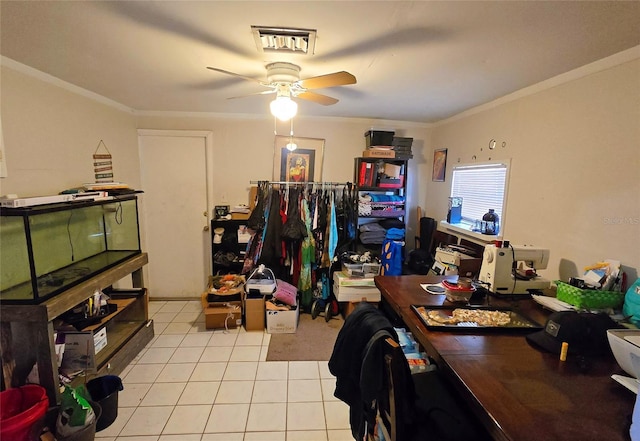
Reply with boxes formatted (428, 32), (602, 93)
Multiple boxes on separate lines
(203, 211), (209, 231)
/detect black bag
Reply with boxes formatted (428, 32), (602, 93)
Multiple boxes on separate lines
(247, 182), (267, 231)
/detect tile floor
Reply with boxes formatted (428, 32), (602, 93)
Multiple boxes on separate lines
(95, 300), (352, 441)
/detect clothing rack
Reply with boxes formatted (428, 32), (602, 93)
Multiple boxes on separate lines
(250, 180), (352, 186)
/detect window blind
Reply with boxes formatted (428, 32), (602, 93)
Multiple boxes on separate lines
(450, 163), (507, 223)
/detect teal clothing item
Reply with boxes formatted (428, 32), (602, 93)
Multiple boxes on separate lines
(328, 194), (338, 262)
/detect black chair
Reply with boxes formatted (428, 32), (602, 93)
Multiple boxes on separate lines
(376, 337), (492, 441)
(407, 217), (437, 274)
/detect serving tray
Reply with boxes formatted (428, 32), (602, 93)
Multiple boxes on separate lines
(411, 305), (542, 331)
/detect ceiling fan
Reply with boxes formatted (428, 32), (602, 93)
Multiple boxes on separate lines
(206, 62), (357, 120)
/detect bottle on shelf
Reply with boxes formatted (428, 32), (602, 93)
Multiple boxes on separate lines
(482, 209), (500, 235)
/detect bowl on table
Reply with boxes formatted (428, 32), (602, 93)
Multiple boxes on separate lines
(442, 279), (476, 303)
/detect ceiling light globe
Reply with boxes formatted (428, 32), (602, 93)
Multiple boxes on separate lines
(270, 96), (298, 121)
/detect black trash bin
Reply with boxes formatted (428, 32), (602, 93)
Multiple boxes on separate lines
(86, 375), (123, 432)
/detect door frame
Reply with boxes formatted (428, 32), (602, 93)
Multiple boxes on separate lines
(137, 129), (214, 296)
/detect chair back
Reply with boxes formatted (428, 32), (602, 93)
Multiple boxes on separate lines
(375, 337), (416, 441)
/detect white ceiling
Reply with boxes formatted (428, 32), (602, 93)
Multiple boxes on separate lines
(2, 1), (639, 123)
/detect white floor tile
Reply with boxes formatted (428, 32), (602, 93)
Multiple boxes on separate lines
(140, 382), (186, 406)
(259, 345), (269, 361)
(256, 361), (288, 381)
(318, 361), (333, 379)
(289, 361), (320, 379)
(261, 333), (272, 345)
(138, 347), (176, 364)
(150, 334), (185, 348)
(119, 383), (152, 407)
(223, 361), (258, 381)
(201, 433), (244, 441)
(244, 432), (286, 441)
(188, 322), (210, 333)
(148, 301), (167, 315)
(286, 402), (326, 431)
(168, 346), (204, 363)
(190, 362), (227, 382)
(152, 321), (169, 334)
(180, 333), (212, 347)
(205, 403), (250, 433)
(324, 401), (350, 430)
(156, 362), (196, 383)
(159, 435), (200, 441)
(327, 429), (354, 441)
(229, 345), (262, 362)
(123, 364), (165, 383)
(200, 346), (233, 362)
(157, 301), (188, 313)
(114, 436), (158, 441)
(95, 406), (135, 438)
(179, 301), (202, 312)
(287, 430), (328, 441)
(162, 322), (193, 334)
(321, 378), (338, 401)
(172, 311), (202, 323)
(120, 406), (175, 436)
(214, 380), (254, 404)
(236, 332), (265, 346)
(162, 404), (211, 434)
(246, 402), (287, 432)
(252, 380), (287, 403)
(288, 379), (323, 402)
(178, 381), (220, 405)
(152, 312), (179, 323)
(208, 331), (239, 346)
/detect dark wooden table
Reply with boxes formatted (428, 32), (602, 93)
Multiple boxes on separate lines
(375, 274), (635, 441)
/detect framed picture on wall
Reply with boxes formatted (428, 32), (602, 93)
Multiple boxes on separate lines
(432, 148), (447, 182)
(273, 136), (325, 182)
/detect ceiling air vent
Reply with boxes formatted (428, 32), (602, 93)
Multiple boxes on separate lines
(251, 26), (317, 55)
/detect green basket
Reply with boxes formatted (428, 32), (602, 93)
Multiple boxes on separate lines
(555, 280), (624, 309)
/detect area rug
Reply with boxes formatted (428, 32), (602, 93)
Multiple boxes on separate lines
(266, 312), (344, 361)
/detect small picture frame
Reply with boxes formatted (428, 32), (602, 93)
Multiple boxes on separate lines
(273, 136), (325, 182)
(432, 148), (447, 182)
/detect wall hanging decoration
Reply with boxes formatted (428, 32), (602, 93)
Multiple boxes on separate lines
(93, 140), (113, 183)
(273, 136), (324, 182)
(432, 148), (447, 182)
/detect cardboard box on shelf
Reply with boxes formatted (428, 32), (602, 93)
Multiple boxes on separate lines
(362, 149), (395, 158)
(266, 304), (299, 334)
(244, 295), (266, 331)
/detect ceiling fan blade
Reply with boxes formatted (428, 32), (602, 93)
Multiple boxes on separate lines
(297, 71), (356, 89)
(206, 67), (265, 84)
(297, 91), (339, 106)
(227, 90), (276, 100)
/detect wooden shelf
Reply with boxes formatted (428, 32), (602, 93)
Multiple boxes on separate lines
(82, 298), (136, 332)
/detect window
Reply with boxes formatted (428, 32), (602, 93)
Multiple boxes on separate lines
(450, 162), (509, 225)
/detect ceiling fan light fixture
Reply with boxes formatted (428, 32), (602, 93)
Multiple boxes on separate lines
(270, 96), (298, 121)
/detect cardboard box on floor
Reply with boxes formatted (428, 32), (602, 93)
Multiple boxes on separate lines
(244, 294), (265, 331)
(201, 291), (242, 330)
(343, 301), (379, 319)
(266, 304), (299, 334)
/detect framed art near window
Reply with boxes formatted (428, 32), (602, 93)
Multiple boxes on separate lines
(432, 148), (447, 182)
(273, 136), (325, 182)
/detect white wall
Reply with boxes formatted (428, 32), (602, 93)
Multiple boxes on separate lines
(0, 63), (430, 241)
(421, 58), (640, 281)
(0, 66), (141, 195)
(3, 55), (638, 283)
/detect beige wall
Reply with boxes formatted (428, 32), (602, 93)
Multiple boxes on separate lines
(2, 56), (638, 282)
(421, 59), (640, 281)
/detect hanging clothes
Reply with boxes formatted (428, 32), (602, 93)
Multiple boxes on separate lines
(299, 196), (316, 310)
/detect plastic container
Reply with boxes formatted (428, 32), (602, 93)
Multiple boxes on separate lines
(86, 375), (123, 432)
(555, 281), (624, 309)
(0, 384), (49, 441)
(57, 401), (101, 441)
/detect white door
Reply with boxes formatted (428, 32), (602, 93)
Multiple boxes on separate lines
(138, 130), (213, 299)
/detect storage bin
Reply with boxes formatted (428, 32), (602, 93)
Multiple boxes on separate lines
(555, 281), (625, 309)
(0, 384), (49, 441)
(86, 375), (123, 431)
